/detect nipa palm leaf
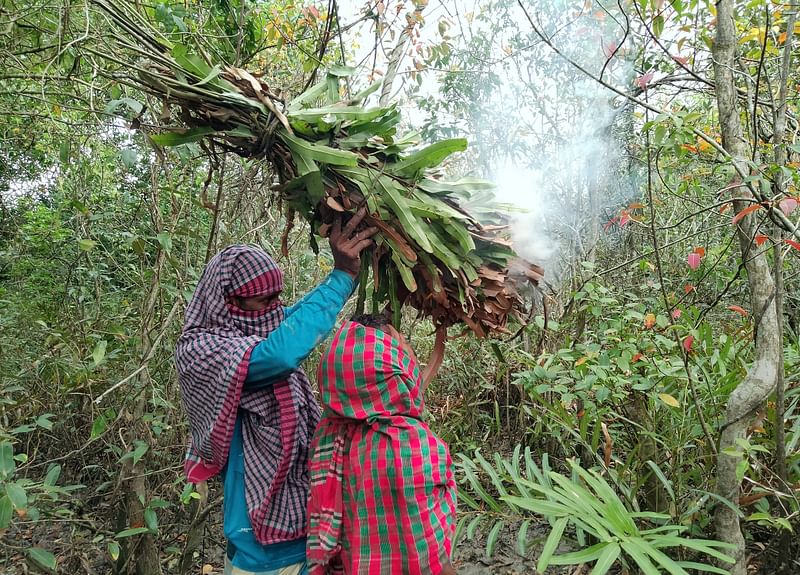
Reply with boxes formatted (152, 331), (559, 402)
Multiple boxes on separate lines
(91, 0), (544, 335)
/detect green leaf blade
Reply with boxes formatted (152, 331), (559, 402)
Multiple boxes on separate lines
(537, 516), (569, 572)
(27, 548), (57, 572)
(589, 542), (621, 575)
(390, 138), (468, 178)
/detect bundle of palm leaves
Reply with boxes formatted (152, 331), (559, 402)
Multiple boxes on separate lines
(93, 0), (543, 335)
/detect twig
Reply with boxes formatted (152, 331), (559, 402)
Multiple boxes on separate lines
(750, 3), (769, 163)
(598, 0), (629, 82)
(94, 300), (180, 404)
(515, 0), (800, 242)
(301, 0), (335, 92)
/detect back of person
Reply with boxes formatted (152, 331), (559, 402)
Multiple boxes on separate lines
(306, 316), (457, 575)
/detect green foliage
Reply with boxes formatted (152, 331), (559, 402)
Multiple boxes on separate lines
(456, 448), (735, 573)
(2, 0), (800, 571)
(0, 437), (80, 543)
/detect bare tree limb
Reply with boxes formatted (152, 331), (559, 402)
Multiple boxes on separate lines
(379, 3), (425, 107)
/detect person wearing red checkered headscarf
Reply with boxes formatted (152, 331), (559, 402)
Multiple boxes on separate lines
(307, 314), (456, 575)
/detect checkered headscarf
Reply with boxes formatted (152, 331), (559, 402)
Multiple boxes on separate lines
(307, 321), (457, 574)
(176, 244), (320, 544)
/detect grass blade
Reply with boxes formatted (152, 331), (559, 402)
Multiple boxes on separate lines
(648, 536), (736, 563)
(635, 540), (691, 575)
(453, 515), (469, 549)
(645, 459), (676, 501)
(537, 516), (569, 572)
(466, 515), (482, 540)
(675, 562), (734, 574)
(516, 519), (531, 557)
(486, 520), (504, 557)
(620, 540), (661, 575)
(548, 542), (610, 565)
(589, 542), (621, 575)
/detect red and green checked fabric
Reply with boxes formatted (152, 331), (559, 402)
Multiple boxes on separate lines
(307, 321), (457, 575)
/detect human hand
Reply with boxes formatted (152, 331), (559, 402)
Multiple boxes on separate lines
(330, 207), (378, 278)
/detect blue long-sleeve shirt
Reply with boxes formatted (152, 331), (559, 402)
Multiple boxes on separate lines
(224, 270), (355, 571)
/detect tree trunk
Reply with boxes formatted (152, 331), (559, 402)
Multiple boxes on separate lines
(115, 162), (177, 575)
(711, 1), (782, 572)
(119, 248), (166, 575)
(771, 9), (795, 563)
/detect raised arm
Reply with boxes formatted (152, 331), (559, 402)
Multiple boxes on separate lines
(245, 209), (377, 388)
(420, 326), (447, 394)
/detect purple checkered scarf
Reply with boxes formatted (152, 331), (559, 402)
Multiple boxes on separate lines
(176, 244), (320, 544)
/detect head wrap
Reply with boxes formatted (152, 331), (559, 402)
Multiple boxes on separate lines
(176, 244), (320, 543)
(307, 321), (457, 574)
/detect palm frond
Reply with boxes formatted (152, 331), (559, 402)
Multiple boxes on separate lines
(89, 0), (544, 335)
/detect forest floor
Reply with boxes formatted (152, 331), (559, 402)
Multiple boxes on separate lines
(0, 498), (569, 574)
(0, 438), (790, 574)
(1, 499), (793, 573)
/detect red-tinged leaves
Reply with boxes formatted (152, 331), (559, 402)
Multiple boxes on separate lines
(672, 308), (682, 319)
(692, 246), (705, 257)
(728, 305), (748, 316)
(779, 197), (798, 216)
(719, 202), (732, 214)
(754, 234), (769, 246)
(307, 5), (320, 19)
(687, 252), (702, 270)
(683, 335), (694, 352)
(602, 41), (618, 58)
(605, 209), (637, 230)
(731, 203), (762, 226)
(786, 239), (800, 251)
(644, 313), (656, 329)
(632, 352), (644, 363)
(681, 144), (699, 153)
(634, 72), (655, 90)
(672, 54), (689, 65)
(684, 284), (696, 294)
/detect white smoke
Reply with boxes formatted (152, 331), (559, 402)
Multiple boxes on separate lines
(335, 0), (638, 284)
(482, 0), (637, 285)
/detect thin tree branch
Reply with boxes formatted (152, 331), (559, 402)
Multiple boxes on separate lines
(515, 0), (800, 242)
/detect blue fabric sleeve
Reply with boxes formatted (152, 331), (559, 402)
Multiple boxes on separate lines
(245, 270), (355, 389)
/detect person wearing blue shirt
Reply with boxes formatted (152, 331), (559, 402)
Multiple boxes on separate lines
(177, 210), (376, 575)
(224, 271), (359, 574)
